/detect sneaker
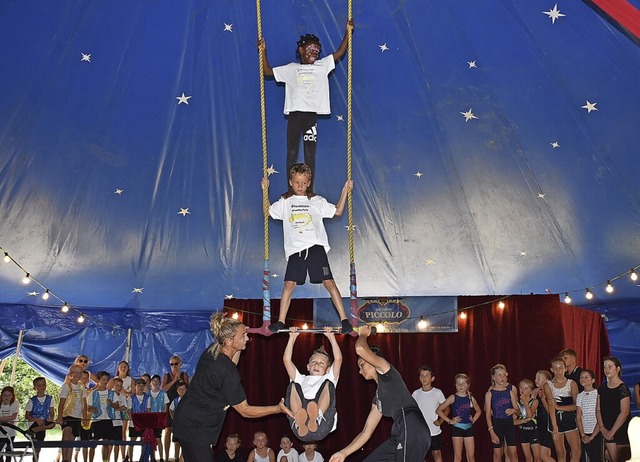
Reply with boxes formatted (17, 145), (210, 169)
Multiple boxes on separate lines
(268, 321), (285, 333)
(341, 319), (354, 335)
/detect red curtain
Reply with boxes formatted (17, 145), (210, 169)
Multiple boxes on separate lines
(219, 295), (608, 460)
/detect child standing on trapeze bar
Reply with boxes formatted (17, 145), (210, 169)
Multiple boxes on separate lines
(283, 326), (342, 440)
(261, 163), (353, 334)
(259, 19), (354, 187)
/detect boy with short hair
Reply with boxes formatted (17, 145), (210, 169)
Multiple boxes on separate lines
(168, 381), (188, 462)
(87, 371), (115, 462)
(110, 377), (128, 462)
(148, 375), (169, 462)
(25, 376), (56, 459)
(299, 441), (323, 462)
(127, 379), (151, 462)
(411, 366), (446, 462)
(277, 435), (299, 462)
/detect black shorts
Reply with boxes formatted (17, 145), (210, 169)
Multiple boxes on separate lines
(91, 420), (113, 440)
(62, 417), (82, 437)
(492, 418), (517, 448)
(550, 410), (577, 433)
(29, 421), (55, 441)
(519, 427), (539, 444)
(285, 245), (333, 285)
(112, 425), (123, 441)
(429, 433), (442, 451)
(129, 426), (143, 438)
(451, 425), (474, 438)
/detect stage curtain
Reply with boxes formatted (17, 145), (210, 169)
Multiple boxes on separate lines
(220, 295), (607, 460)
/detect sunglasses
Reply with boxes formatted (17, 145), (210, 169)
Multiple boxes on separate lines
(77, 359), (88, 363)
(170, 362), (180, 366)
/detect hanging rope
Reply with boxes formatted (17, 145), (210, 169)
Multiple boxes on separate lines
(346, 0), (358, 329)
(256, 0), (272, 333)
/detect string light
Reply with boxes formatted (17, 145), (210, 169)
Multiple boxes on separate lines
(417, 317), (428, 329)
(231, 312), (239, 320)
(376, 323), (385, 333)
(61, 303), (70, 313)
(42, 289), (50, 300)
(22, 273), (30, 284)
(585, 288), (593, 300)
(564, 293), (572, 304)
(605, 281), (614, 293)
(77, 313), (85, 323)
(459, 311), (467, 320)
(498, 301), (505, 309)
(302, 323), (309, 330)
(3, 252), (9, 263)
(631, 269), (638, 282)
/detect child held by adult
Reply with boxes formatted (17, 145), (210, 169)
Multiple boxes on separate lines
(262, 164), (353, 334)
(284, 326), (342, 440)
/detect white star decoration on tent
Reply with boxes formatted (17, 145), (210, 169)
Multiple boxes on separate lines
(266, 165), (278, 176)
(538, 193), (545, 198)
(225, 294), (234, 299)
(271, 274), (279, 278)
(543, 4), (566, 24)
(582, 101), (598, 113)
(415, 171), (423, 178)
(468, 61), (477, 68)
(114, 188), (124, 195)
(178, 208), (190, 216)
(336, 115), (344, 121)
(345, 225), (357, 230)
(28, 291), (38, 296)
(461, 108), (478, 121)
(425, 258), (435, 265)
(550, 141), (560, 149)
(379, 43), (389, 52)
(81, 53), (91, 62)
(176, 93), (192, 105)
(223, 23), (233, 32)
(132, 288), (144, 293)
(520, 251), (527, 256)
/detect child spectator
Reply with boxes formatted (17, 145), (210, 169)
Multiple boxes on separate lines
(246, 431), (275, 462)
(299, 441), (323, 462)
(168, 381), (188, 462)
(57, 364), (88, 462)
(544, 356), (580, 462)
(277, 436), (298, 462)
(25, 377), (56, 460)
(513, 379), (540, 462)
(533, 370), (555, 462)
(128, 378), (151, 462)
(483, 364), (519, 462)
(162, 355), (189, 462)
(110, 377), (128, 462)
(217, 433), (244, 462)
(77, 369), (92, 462)
(0, 386), (19, 462)
(437, 373), (482, 462)
(576, 369), (602, 462)
(412, 365), (446, 462)
(284, 326), (342, 440)
(149, 374), (169, 462)
(262, 165), (353, 333)
(87, 371), (117, 462)
(259, 20), (354, 186)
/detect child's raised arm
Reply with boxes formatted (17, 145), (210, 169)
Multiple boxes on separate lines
(324, 327), (343, 379)
(332, 19), (354, 62)
(283, 327), (300, 380)
(334, 180), (353, 217)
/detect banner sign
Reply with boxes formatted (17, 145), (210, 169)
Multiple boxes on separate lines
(314, 297), (458, 333)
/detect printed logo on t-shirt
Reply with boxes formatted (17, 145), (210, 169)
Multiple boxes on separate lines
(289, 203), (314, 233)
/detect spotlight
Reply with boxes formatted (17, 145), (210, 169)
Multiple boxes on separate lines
(605, 281), (614, 294)
(585, 288), (593, 300)
(42, 289), (50, 300)
(22, 273), (31, 284)
(631, 269), (638, 282)
(564, 293), (572, 304)
(61, 303), (70, 313)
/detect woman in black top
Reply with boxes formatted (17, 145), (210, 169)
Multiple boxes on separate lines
(329, 325), (430, 462)
(162, 354), (189, 459)
(173, 313), (292, 462)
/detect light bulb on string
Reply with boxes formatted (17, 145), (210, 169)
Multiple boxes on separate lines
(22, 273), (30, 284)
(61, 303), (70, 313)
(231, 312), (239, 320)
(459, 311), (467, 320)
(631, 269), (638, 282)
(42, 289), (50, 300)
(3, 252), (9, 263)
(376, 323), (385, 333)
(302, 323), (309, 330)
(77, 313), (85, 324)
(498, 301), (505, 309)
(605, 281), (614, 294)
(585, 288), (593, 300)
(564, 293), (572, 304)
(417, 317), (428, 329)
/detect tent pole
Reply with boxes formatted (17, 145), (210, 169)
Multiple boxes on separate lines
(10, 330), (24, 385)
(125, 328), (132, 364)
